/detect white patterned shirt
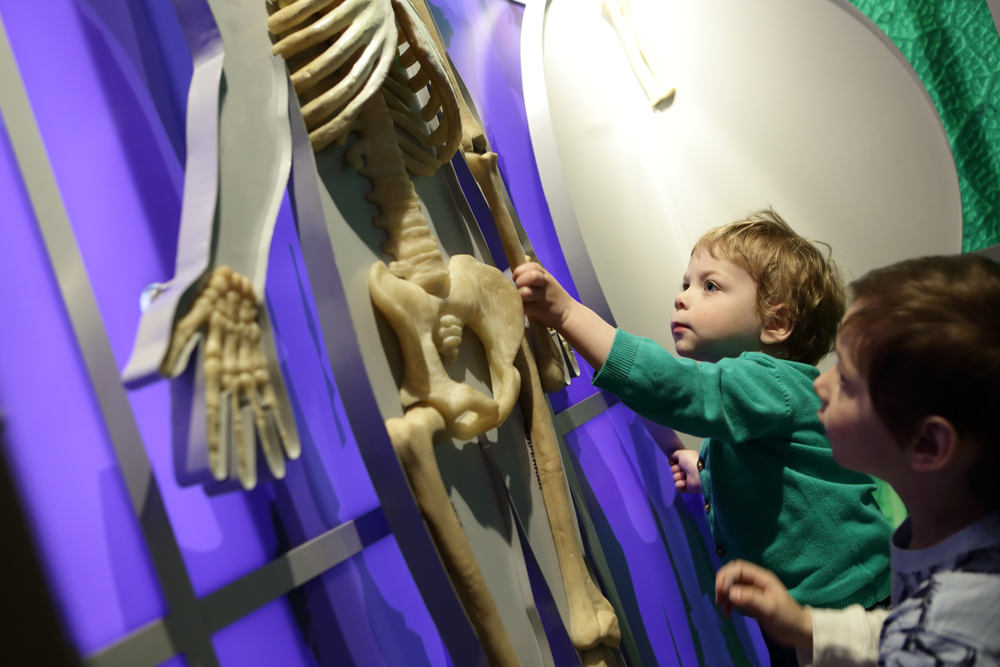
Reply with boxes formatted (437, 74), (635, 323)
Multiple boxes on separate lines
(800, 512), (1000, 667)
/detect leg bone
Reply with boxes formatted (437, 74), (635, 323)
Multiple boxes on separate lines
(386, 406), (520, 666)
(465, 152), (567, 394)
(515, 340), (621, 651)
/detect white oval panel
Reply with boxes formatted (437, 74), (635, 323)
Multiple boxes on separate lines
(536, 0), (961, 352)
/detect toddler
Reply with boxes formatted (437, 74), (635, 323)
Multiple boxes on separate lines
(514, 210), (894, 664)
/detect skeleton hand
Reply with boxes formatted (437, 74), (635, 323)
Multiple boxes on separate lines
(162, 266), (298, 489)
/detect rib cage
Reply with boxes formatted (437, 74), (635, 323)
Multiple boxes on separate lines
(266, 0), (461, 167)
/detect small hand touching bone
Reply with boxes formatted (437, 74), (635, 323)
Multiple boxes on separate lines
(465, 152), (568, 394)
(161, 266), (298, 488)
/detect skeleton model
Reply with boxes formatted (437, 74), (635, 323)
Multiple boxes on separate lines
(602, 0), (674, 106)
(268, 0), (620, 663)
(122, 0), (299, 492)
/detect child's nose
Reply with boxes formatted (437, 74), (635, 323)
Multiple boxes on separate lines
(674, 291), (687, 310)
(813, 371), (830, 402)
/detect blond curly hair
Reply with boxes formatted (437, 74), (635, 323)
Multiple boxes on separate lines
(692, 208), (846, 366)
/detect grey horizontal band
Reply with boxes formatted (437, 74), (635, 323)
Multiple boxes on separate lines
(974, 243), (1000, 262)
(553, 391), (619, 436)
(201, 506), (390, 632)
(85, 507), (391, 667)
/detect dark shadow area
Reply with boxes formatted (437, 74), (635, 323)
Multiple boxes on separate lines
(0, 419), (82, 666)
(356, 552), (436, 667)
(437, 437), (512, 543)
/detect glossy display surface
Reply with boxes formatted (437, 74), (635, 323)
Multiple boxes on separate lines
(0, 0), (445, 662)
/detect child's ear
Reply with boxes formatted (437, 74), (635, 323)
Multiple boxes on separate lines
(760, 305), (794, 345)
(907, 416), (959, 472)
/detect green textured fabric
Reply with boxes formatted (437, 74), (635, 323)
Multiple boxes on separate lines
(594, 330), (894, 608)
(847, 0), (1000, 252)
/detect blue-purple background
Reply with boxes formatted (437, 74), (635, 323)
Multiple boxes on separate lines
(0, 0), (762, 664)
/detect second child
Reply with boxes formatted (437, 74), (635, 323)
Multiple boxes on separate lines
(714, 254), (1000, 667)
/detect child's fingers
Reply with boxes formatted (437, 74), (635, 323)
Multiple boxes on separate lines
(518, 285), (539, 301)
(512, 261), (543, 278)
(735, 561), (783, 593)
(513, 262), (545, 286)
(715, 567), (736, 616)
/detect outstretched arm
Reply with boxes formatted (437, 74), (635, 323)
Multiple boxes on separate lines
(513, 262), (616, 371)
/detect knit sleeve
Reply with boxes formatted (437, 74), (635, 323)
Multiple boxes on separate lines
(797, 606), (888, 667)
(593, 329), (794, 442)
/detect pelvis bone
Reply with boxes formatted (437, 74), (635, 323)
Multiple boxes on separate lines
(369, 256), (523, 440)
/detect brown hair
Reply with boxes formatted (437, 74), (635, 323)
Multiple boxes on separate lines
(842, 254), (1000, 511)
(693, 208), (846, 366)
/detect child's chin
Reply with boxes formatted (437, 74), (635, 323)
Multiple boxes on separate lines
(673, 341), (695, 358)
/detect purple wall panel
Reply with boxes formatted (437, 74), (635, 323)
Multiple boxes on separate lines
(212, 597), (316, 667)
(0, 0), (283, 600)
(1, 0), (449, 661)
(158, 657), (189, 667)
(0, 114), (166, 653)
(237, 535), (450, 667)
(566, 403), (767, 666)
(266, 194), (380, 536)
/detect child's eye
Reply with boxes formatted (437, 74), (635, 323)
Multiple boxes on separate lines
(681, 282), (690, 291)
(705, 281), (719, 292)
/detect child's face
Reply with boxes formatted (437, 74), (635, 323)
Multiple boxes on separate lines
(813, 314), (903, 478)
(672, 251), (765, 362)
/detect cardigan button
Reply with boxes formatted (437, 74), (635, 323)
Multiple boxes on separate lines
(697, 458), (705, 471)
(716, 545), (725, 558)
(704, 501), (711, 514)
